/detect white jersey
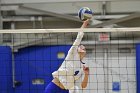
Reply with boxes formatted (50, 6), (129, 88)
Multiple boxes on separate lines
(52, 31), (84, 90)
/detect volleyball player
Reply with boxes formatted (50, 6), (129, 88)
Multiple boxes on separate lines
(45, 20), (90, 93)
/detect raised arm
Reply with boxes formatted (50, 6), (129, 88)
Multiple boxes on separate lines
(68, 20), (90, 54)
(81, 65), (89, 88)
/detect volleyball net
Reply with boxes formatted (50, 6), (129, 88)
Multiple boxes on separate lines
(0, 27), (139, 93)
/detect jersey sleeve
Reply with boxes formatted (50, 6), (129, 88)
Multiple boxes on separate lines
(65, 32), (84, 60)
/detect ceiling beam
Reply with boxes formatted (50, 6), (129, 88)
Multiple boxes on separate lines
(1, 0), (139, 5)
(20, 6), (82, 22)
(89, 12), (140, 28)
(1, 5), (19, 11)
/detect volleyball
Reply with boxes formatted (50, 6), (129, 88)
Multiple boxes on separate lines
(78, 7), (93, 21)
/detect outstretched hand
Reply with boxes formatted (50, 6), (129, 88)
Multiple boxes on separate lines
(81, 19), (90, 28)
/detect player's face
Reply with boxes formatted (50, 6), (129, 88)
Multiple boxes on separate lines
(78, 45), (86, 56)
(80, 51), (86, 58)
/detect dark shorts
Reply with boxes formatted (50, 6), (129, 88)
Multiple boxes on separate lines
(45, 82), (69, 93)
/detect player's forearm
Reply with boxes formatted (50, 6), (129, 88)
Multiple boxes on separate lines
(81, 74), (89, 88)
(72, 32), (84, 46)
(65, 31), (84, 59)
(67, 20), (88, 55)
(68, 26), (85, 53)
(72, 20), (89, 46)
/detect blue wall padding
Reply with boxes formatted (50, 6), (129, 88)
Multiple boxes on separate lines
(0, 46), (13, 93)
(14, 45), (71, 93)
(136, 44), (140, 93)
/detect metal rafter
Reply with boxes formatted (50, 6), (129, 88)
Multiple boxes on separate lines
(20, 6), (82, 22)
(89, 12), (140, 28)
(1, 0), (139, 5)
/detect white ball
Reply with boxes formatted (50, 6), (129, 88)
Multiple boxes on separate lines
(78, 7), (93, 21)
